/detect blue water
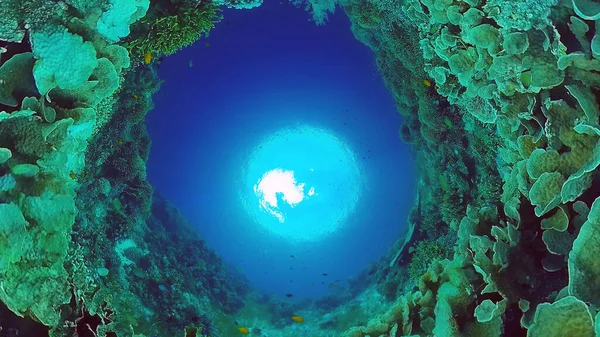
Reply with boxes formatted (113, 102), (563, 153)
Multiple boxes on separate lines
(147, 1), (416, 299)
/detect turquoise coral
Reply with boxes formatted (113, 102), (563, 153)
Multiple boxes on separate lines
(31, 27), (99, 95)
(96, 0), (150, 43)
(1, 0), (600, 335)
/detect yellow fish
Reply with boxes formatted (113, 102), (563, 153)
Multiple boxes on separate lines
(237, 327), (250, 334)
(144, 51), (152, 64)
(423, 79), (432, 87)
(291, 315), (304, 323)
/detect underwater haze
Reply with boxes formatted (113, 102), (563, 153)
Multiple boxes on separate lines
(147, 1), (416, 299)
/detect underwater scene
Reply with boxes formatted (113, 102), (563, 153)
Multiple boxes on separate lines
(0, 0), (600, 336)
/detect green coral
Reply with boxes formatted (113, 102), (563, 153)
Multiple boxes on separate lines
(30, 26), (99, 95)
(484, 0), (558, 30)
(474, 299), (506, 323)
(125, 3), (222, 58)
(0, 0), (135, 333)
(96, 0), (150, 43)
(341, 0), (600, 334)
(568, 197), (600, 307)
(529, 171), (564, 217)
(572, 0), (600, 20)
(528, 296), (595, 337)
(214, 0), (263, 9)
(408, 239), (452, 278)
(3, 0), (600, 335)
(0, 53), (37, 107)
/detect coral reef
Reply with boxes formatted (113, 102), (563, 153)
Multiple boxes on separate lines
(0, 1), (242, 336)
(124, 0), (222, 58)
(338, 0), (600, 335)
(1, 0), (600, 336)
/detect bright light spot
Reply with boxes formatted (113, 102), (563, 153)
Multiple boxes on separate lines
(241, 125), (362, 242)
(254, 168), (314, 222)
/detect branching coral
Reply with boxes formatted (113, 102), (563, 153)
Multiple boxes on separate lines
(125, 2), (222, 58)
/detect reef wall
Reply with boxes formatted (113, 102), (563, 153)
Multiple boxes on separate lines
(0, 1), (247, 336)
(340, 0), (600, 335)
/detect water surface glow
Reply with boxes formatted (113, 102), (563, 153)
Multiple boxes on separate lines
(242, 125), (362, 242)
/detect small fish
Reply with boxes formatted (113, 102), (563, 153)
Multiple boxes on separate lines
(423, 79), (432, 87)
(69, 171), (76, 180)
(322, 273), (328, 276)
(189, 60), (193, 67)
(237, 327), (249, 334)
(118, 139), (124, 145)
(290, 255), (296, 259)
(144, 51), (152, 64)
(291, 315), (304, 323)
(285, 293), (293, 298)
(133, 94), (138, 100)
(205, 42), (210, 47)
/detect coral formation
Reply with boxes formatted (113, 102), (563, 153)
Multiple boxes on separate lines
(0, 0), (237, 336)
(337, 0), (600, 335)
(1, 0), (600, 336)
(124, 1), (221, 58)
